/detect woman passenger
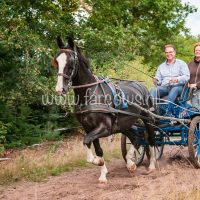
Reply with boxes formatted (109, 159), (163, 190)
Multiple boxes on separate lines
(188, 42), (200, 109)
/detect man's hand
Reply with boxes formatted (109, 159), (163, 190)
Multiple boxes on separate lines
(170, 78), (178, 83)
(153, 77), (159, 85)
(189, 83), (197, 88)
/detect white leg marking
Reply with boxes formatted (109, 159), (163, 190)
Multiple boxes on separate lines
(85, 146), (95, 163)
(148, 146), (156, 170)
(92, 156), (104, 166)
(126, 145), (137, 173)
(98, 162), (108, 183)
(85, 146), (104, 166)
(85, 147), (107, 182)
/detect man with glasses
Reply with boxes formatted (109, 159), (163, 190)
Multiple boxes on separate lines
(150, 44), (190, 108)
(188, 42), (200, 109)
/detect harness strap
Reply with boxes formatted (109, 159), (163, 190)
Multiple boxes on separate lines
(71, 78), (109, 89)
(75, 104), (151, 121)
(58, 73), (70, 79)
(75, 103), (191, 124)
(104, 79), (128, 109)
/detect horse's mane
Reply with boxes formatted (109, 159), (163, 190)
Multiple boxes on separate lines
(75, 45), (92, 71)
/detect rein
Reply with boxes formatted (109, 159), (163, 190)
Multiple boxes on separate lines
(71, 78), (109, 89)
(75, 102), (191, 124)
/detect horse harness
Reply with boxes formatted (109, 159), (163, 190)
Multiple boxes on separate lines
(56, 49), (190, 124)
(73, 77), (152, 122)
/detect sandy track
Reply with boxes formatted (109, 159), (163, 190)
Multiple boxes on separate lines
(0, 146), (200, 200)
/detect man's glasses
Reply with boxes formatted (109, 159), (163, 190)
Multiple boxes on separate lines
(165, 51), (174, 54)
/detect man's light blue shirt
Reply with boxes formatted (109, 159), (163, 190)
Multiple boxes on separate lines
(155, 59), (190, 86)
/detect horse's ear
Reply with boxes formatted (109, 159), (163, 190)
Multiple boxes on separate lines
(51, 57), (58, 68)
(57, 36), (65, 49)
(67, 37), (74, 49)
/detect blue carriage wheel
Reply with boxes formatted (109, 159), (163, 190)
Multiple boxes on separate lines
(188, 116), (200, 168)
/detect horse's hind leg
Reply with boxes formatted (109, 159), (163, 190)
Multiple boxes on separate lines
(123, 131), (137, 174)
(144, 120), (156, 172)
(148, 146), (156, 171)
(126, 144), (137, 173)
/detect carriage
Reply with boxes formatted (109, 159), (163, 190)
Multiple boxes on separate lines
(53, 37), (200, 182)
(121, 84), (200, 168)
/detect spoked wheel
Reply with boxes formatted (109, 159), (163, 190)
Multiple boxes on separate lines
(145, 131), (164, 160)
(121, 134), (145, 166)
(188, 116), (200, 168)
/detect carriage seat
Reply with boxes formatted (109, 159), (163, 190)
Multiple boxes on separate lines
(157, 83), (189, 103)
(155, 83), (190, 117)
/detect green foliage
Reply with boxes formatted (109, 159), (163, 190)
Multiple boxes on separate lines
(174, 35), (199, 64)
(0, 121), (11, 153)
(80, 0), (196, 68)
(0, 0), (79, 149)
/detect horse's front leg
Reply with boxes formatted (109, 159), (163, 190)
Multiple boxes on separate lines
(93, 139), (108, 183)
(85, 141), (104, 166)
(85, 142), (108, 183)
(85, 143), (95, 163)
(84, 124), (110, 183)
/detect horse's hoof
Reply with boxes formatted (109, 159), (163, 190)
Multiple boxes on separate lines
(98, 177), (107, 183)
(127, 164), (137, 174)
(142, 169), (156, 175)
(92, 157), (104, 166)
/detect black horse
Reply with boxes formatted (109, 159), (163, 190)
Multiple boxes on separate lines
(52, 37), (156, 182)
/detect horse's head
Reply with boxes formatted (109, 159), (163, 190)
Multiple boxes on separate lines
(52, 37), (78, 95)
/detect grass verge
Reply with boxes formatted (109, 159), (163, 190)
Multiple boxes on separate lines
(0, 135), (121, 186)
(167, 188), (200, 200)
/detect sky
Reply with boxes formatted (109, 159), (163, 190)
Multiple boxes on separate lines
(181, 0), (200, 36)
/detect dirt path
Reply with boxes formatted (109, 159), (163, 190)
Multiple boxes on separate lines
(0, 146), (200, 200)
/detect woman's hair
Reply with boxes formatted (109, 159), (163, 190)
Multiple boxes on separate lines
(194, 42), (200, 51)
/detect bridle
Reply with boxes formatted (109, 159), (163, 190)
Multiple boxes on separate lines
(57, 49), (79, 88)
(56, 48), (110, 91)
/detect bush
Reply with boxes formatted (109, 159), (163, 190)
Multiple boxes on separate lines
(0, 121), (11, 153)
